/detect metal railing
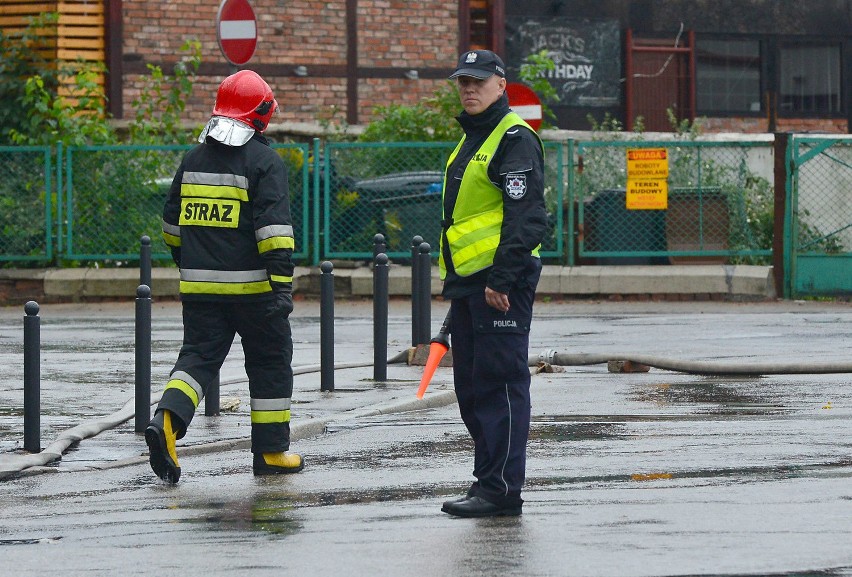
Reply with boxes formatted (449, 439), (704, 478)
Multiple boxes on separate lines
(0, 138), (780, 268)
(0, 145), (54, 263)
(573, 139), (774, 265)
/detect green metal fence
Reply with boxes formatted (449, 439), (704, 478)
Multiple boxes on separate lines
(63, 144), (189, 260)
(574, 140), (773, 265)
(61, 143), (311, 263)
(0, 146), (53, 262)
(785, 136), (852, 297)
(320, 141), (564, 261)
(1, 139), (781, 271)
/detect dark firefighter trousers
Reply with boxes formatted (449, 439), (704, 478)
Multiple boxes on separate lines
(449, 269), (540, 508)
(155, 300), (294, 453)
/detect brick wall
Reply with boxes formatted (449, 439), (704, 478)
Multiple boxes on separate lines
(121, 0), (458, 127)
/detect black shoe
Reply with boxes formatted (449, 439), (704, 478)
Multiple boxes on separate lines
(145, 410), (181, 484)
(253, 452), (305, 475)
(441, 488), (476, 511)
(441, 495), (470, 511)
(442, 496), (522, 518)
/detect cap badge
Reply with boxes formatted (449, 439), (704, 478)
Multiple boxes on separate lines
(465, 52), (477, 63)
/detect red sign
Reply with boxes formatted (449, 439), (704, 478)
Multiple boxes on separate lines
(216, 0), (257, 66)
(506, 83), (543, 132)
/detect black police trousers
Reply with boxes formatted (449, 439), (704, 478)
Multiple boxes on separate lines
(155, 300), (294, 453)
(449, 267), (540, 508)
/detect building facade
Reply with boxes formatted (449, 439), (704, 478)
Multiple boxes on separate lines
(2, 0), (849, 133)
(500, 0), (851, 133)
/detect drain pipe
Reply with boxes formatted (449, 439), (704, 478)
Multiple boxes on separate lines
(530, 350), (852, 375)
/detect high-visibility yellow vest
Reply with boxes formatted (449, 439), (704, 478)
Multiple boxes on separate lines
(439, 112), (541, 279)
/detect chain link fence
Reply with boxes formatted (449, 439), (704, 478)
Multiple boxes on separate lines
(575, 140), (773, 265)
(63, 144), (189, 260)
(0, 146), (53, 262)
(61, 143), (311, 263)
(787, 136), (852, 297)
(320, 141), (564, 261)
(1, 139), (780, 270)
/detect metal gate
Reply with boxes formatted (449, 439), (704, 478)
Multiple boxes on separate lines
(785, 135), (852, 297)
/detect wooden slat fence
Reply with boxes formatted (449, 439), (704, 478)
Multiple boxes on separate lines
(0, 0), (105, 106)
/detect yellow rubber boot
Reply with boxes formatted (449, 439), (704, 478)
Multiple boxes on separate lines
(253, 452), (304, 475)
(145, 409), (181, 483)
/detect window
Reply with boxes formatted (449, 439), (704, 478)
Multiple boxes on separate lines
(696, 39), (762, 113)
(779, 44), (841, 114)
(468, 0), (491, 49)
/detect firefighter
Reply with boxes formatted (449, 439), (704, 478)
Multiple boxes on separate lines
(439, 50), (547, 517)
(145, 70), (303, 483)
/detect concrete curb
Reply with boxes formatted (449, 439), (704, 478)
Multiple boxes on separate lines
(1, 264), (777, 304)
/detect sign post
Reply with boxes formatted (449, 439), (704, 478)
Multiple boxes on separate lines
(506, 82), (543, 132)
(216, 0), (257, 67)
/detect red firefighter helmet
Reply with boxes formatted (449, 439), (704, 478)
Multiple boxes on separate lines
(212, 70), (278, 132)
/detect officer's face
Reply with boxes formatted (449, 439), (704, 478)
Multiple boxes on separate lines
(456, 75), (506, 115)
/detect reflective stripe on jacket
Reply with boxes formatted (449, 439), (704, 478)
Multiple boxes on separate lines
(439, 112), (541, 279)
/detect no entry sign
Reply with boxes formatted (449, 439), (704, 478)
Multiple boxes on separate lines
(506, 83), (543, 132)
(216, 0), (257, 66)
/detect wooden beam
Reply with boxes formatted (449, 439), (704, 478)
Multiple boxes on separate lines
(0, 4), (58, 15)
(105, 0), (122, 118)
(58, 47), (104, 59)
(57, 14), (103, 25)
(346, 0), (358, 125)
(57, 36), (104, 48)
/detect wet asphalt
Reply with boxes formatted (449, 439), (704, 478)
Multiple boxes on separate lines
(0, 298), (850, 576)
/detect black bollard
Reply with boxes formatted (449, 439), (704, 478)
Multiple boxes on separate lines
(320, 261), (335, 391)
(417, 242), (432, 345)
(373, 253), (389, 381)
(373, 233), (387, 260)
(135, 285), (152, 433)
(23, 300), (40, 453)
(140, 235), (152, 291)
(205, 373), (220, 416)
(410, 235), (423, 347)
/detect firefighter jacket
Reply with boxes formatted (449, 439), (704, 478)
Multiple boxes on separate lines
(161, 132), (294, 301)
(439, 93), (547, 299)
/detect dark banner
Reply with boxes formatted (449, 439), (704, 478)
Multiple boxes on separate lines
(506, 18), (621, 107)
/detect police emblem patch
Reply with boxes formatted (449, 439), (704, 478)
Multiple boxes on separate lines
(505, 173), (527, 199)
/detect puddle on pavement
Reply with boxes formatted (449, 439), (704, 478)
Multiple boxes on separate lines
(628, 378), (790, 415)
(175, 496), (304, 536)
(525, 458), (852, 489)
(529, 422), (629, 442)
(173, 485), (458, 536)
(310, 436), (467, 468)
(0, 537), (62, 545)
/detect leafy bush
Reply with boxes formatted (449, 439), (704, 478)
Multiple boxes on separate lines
(129, 40), (202, 145)
(0, 17), (202, 266)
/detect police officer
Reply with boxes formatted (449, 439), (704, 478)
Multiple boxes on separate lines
(439, 50), (547, 517)
(145, 70), (303, 483)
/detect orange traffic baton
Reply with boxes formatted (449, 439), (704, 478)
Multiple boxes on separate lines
(416, 310), (451, 399)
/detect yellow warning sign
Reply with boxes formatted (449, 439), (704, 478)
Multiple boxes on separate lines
(626, 179), (668, 210)
(626, 148), (669, 179)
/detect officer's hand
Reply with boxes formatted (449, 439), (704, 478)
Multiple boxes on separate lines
(266, 284), (294, 319)
(485, 287), (510, 312)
